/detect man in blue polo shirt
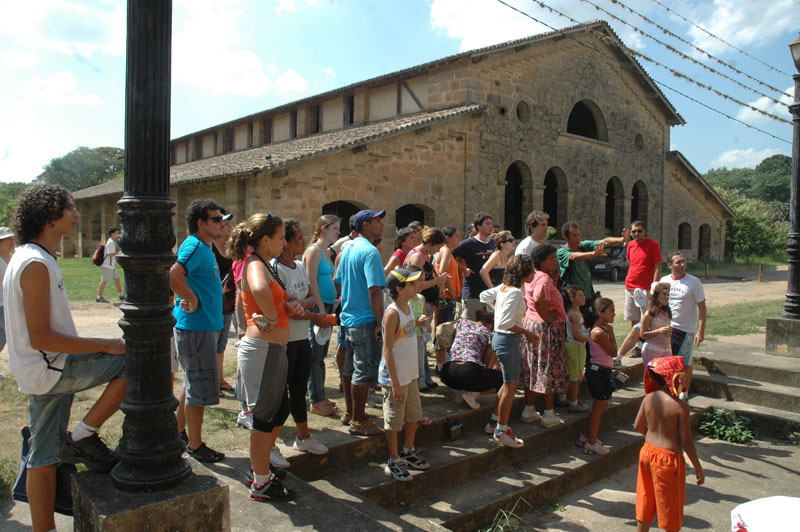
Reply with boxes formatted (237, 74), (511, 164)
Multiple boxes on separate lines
(170, 198), (230, 463)
(335, 208), (386, 436)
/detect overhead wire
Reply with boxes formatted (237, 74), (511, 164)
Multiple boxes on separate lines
(646, 0), (792, 78)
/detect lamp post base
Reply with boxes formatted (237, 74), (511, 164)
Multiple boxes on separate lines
(765, 316), (800, 357)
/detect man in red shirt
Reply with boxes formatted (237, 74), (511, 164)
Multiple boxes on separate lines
(625, 221), (662, 357)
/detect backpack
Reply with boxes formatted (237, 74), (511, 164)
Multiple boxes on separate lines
(92, 242), (105, 266)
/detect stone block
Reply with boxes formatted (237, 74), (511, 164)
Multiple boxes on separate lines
(72, 459), (230, 532)
(765, 316), (800, 358)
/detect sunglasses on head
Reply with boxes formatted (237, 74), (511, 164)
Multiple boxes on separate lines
(266, 211), (275, 221)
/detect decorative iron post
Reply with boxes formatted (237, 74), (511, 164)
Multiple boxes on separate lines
(783, 39), (800, 320)
(112, 0), (191, 491)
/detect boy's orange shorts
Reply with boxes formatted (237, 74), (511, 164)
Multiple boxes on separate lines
(636, 441), (686, 532)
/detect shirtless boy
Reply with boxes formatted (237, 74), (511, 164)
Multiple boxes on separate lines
(633, 357), (704, 532)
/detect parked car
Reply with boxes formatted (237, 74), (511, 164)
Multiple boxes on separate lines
(588, 245), (629, 282)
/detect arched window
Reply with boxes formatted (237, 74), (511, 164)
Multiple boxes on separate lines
(631, 180), (648, 227)
(322, 200), (363, 239)
(395, 204), (433, 229)
(567, 100), (608, 141)
(543, 167), (568, 230)
(605, 177), (624, 235)
(678, 222), (692, 250)
(698, 224), (712, 262)
(504, 161), (533, 238)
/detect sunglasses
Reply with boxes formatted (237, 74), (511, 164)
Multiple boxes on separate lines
(631, 229), (643, 234)
(209, 216), (224, 223)
(266, 211), (275, 220)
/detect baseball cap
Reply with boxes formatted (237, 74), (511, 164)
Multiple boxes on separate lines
(220, 208), (233, 221)
(0, 227), (14, 240)
(632, 288), (648, 309)
(353, 209), (385, 232)
(385, 268), (422, 292)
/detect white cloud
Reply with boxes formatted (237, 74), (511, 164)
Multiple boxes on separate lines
(13, 71), (104, 106)
(687, 0), (797, 54)
(710, 147), (782, 169)
(736, 85), (793, 123)
(275, 69), (308, 93)
(2, 50), (40, 68)
(323, 67), (336, 77)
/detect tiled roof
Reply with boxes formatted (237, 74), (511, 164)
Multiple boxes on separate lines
(172, 20), (682, 143)
(73, 104), (484, 199)
(667, 151), (736, 218)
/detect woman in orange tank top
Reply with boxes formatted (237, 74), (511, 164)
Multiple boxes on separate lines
(228, 212), (303, 502)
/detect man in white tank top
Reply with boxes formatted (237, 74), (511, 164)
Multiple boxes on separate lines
(4, 185), (126, 532)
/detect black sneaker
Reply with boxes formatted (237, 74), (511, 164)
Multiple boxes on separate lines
(384, 458), (412, 481)
(186, 442), (225, 463)
(244, 465), (287, 487)
(95, 296), (108, 303)
(179, 431), (188, 449)
(57, 432), (118, 473)
(399, 450), (430, 471)
(249, 477), (296, 502)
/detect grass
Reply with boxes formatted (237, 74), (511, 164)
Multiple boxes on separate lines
(705, 299), (783, 337)
(58, 257), (124, 302)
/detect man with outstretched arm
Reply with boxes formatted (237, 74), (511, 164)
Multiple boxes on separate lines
(5, 184), (126, 532)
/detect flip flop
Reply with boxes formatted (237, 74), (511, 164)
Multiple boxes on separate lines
(419, 417), (433, 426)
(219, 381), (235, 392)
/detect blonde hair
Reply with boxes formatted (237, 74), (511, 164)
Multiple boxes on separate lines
(312, 214), (339, 241)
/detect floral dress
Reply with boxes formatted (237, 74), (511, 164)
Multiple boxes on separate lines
(520, 270), (567, 394)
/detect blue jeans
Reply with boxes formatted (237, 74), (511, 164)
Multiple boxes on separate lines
(492, 331), (522, 384)
(28, 353), (126, 467)
(343, 321), (382, 387)
(417, 337), (435, 387)
(307, 302), (336, 403)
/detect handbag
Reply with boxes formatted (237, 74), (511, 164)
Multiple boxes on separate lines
(12, 426), (78, 516)
(221, 272), (236, 315)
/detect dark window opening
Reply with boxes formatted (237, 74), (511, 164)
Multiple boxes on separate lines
(395, 204), (425, 230)
(567, 101), (598, 139)
(504, 164), (523, 238)
(543, 170), (559, 230)
(678, 222), (692, 250)
(290, 110), (297, 139)
(698, 224), (711, 262)
(309, 104), (320, 134)
(344, 95), (355, 126)
(322, 201), (361, 239)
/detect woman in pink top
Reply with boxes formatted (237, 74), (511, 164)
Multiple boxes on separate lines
(520, 244), (567, 429)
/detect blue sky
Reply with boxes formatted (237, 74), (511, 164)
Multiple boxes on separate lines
(0, 0), (795, 184)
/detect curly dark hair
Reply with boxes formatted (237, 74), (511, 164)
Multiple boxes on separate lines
(530, 243), (557, 270)
(185, 198), (222, 235)
(502, 254), (534, 288)
(13, 184), (73, 244)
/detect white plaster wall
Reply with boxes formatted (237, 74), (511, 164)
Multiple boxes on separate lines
(322, 98), (344, 132)
(368, 84), (397, 121)
(234, 124), (249, 150)
(273, 113), (291, 142)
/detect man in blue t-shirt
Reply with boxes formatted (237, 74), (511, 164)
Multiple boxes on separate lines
(334, 208), (386, 436)
(170, 198), (229, 463)
(452, 212), (495, 320)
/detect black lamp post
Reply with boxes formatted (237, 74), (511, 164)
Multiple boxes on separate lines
(784, 35), (800, 320)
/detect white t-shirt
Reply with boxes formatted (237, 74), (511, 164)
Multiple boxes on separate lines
(271, 258), (311, 342)
(4, 243), (78, 394)
(660, 273), (705, 333)
(0, 256), (7, 308)
(331, 235), (354, 254)
(378, 302), (418, 387)
(481, 285), (525, 334)
(102, 238), (117, 268)
(515, 236), (541, 257)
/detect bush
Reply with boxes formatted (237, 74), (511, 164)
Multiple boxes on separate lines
(699, 408), (758, 444)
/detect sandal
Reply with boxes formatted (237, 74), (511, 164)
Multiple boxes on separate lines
(310, 402), (336, 417)
(419, 416), (433, 426)
(219, 381), (235, 392)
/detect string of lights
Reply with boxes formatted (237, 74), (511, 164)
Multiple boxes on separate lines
(576, 0), (789, 105)
(647, 0), (791, 78)
(592, 0), (791, 98)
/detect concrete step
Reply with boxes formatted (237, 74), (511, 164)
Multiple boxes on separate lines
(690, 366), (800, 412)
(689, 395), (800, 440)
(694, 351), (800, 388)
(306, 384), (646, 531)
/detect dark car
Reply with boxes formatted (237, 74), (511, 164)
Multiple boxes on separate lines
(588, 245), (629, 282)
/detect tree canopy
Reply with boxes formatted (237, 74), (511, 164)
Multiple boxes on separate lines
(705, 154), (790, 204)
(36, 146), (124, 191)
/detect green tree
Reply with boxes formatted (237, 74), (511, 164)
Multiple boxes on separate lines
(753, 154), (791, 203)
(718, 188), (788, 259)
(0, 182), (28, 227)
(36, 146), (124, 191)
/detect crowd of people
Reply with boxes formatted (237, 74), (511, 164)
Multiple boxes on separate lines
(3, 184), (707, 530)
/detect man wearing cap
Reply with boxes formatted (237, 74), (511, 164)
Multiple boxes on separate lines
(169, 198), (229, 462)
(334, 208), (386, 436)
(96, 226), (124, 303)
(0, 226), (15, 352)
(660, 251), (706, 401)
(624, 221), (662, 358)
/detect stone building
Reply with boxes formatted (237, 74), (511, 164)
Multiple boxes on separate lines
(71, 20), (733, 262)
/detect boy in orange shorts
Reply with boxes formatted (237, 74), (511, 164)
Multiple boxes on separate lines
(634, 356), (704, 531)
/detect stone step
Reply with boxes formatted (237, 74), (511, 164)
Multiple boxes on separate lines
(306, 385), (646, 531)
(689, 395), (800, 440)
(694, 351), (800, 388)
(690, 366), (800, 412)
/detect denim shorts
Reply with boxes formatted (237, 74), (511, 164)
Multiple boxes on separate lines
(343, 321), (382, 387)
(175, 328), (221, 407)
(492, 331), (522, 384)
(28, 353), (126, 468)
(671, 329), (696, 364)
(216, 312), (234, 354)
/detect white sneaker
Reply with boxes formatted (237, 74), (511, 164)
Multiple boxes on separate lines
(461, 391), (480, 409)
(679, 392), (688, 402)
(576, 434), (603, 447)
(293, 435), (329, 455)
(613, 355), (623, 367)
(584, 441), (610, 455)
(493, 428), (524, 448)
(270, 445), (290, 469)
(236, 411), (253, 430)
(453, 389), (464, 404)
(540, 413), (564, 428)
(520, 405), (542, 423)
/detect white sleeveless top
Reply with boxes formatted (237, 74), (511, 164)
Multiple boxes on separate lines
(4, 243), (78, 394)
(378, 302), (419, 387)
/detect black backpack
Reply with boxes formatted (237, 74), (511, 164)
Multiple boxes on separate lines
(92, 242), (105, 266)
